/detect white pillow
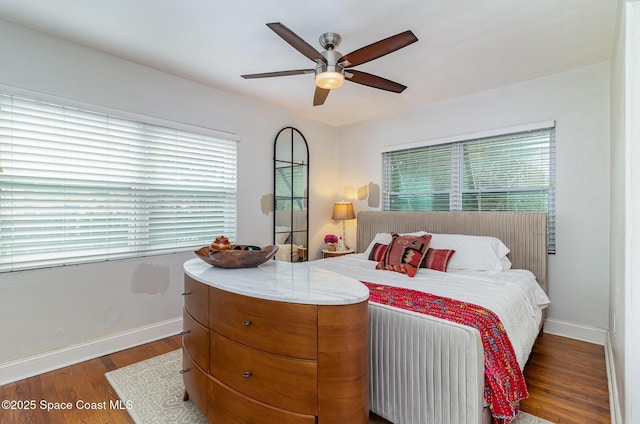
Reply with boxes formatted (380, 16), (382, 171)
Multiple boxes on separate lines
(363, 231), (428, 258)
(274, 226), (290, 244)
(500, 256), (512, 271)
(429, 233), (510, 272)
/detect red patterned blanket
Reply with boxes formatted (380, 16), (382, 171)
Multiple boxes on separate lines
(362, 281), (528, 424)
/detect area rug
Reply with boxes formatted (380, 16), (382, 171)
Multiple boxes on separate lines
(106, 349), (554, 424)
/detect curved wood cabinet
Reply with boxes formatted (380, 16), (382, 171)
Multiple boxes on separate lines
(182, 259), (369, 424)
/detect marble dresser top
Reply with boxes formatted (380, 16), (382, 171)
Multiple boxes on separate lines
(183, 258), (369, 305)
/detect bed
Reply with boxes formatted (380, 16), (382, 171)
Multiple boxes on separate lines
(309, 211), (550, 424)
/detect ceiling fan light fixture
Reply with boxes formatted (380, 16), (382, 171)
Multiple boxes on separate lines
(315, 62), (344, 89)
(316, 71), (344, 89)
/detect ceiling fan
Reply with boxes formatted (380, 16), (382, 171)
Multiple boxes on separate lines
(241, 23), (418, 106)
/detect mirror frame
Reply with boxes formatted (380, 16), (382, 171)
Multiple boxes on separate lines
(273, 127), (309, 261)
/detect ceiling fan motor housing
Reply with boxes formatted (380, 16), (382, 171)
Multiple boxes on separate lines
(318, 32), (341, 50)
(315, 49), (345, 89)
(317, 49), (344, 72)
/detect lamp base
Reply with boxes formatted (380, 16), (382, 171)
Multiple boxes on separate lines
(341, 220), (349, 250)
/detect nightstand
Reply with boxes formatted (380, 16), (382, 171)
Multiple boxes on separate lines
(322, 248), (355, 258)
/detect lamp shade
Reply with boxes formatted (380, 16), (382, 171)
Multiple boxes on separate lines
(332, 202), (355, 220)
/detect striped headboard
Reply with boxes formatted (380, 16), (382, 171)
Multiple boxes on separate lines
(356, 211), (548, 294)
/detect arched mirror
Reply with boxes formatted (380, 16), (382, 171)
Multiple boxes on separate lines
(274, 127), (309, 261)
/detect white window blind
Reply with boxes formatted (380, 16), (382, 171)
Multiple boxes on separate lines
(383, 126), (556, 253)
(383, 142), (453, 211)
(0, 93), (237, 272)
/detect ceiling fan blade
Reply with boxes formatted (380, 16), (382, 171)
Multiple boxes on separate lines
(346, 70), (407, 93)
(339, 30), (418, 67)
(241, 69), (314, 79)
(266, 22), (327, 64)
(313, 87), (330, 106)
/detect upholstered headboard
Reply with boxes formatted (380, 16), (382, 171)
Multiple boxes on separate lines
(356, 211), (548, 294)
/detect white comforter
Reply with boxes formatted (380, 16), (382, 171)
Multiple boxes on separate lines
(309, 253), (550, 370)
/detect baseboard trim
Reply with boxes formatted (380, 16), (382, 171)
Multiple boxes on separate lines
(543, 318), (607, 345)
(605, 333), (622, 424)
(0, 317), (614, 387)
(0, 317), (183, 386)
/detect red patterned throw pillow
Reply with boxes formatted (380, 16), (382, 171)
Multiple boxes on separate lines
(421, 248), (456, 272)
(376, 232), (432, 277)
(368, 243), (388, 262)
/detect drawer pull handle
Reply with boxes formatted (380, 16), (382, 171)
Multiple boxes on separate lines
(180, 369), (188, 374)
(242, 320), (252, 326)
(180, 331), (190, 335)
(242, 371), (252, 378)
(181, 292), (192, 296)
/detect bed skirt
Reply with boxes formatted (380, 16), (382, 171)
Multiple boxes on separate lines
(369, 302), (487, 424)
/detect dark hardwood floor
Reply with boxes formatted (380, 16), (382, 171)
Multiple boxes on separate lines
(520, 334), (611, 424)
(0, 333), (610, 424)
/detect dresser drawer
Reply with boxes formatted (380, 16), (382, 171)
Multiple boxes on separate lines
(182, 350), (208, 416)
(209, 287), (317, 359)
(208, 378), (316, 424)
(182, 309), (209, 372)
(184, 275), (208, 326)
(210, 331), (317, 415)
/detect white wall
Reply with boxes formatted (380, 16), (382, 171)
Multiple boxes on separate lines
(610, 2), (640, 422)
(625, 4), (640, 422)
(0, 21), (337, 372)
(609, 1), (627, 420)
(336, 63), (611, 336)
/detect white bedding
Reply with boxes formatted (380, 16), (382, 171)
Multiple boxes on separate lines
(309, 253), (550, 371)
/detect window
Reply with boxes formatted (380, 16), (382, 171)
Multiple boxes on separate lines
(0, 93), (238, 272)
(383, 125), (556, 253)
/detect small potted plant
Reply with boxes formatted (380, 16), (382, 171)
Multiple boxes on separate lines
(324, 234), (339, 251)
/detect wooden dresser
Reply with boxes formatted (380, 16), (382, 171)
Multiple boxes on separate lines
(182, 258), (370, 424)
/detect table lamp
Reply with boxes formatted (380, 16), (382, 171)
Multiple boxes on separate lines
(331, 201), (356, 250)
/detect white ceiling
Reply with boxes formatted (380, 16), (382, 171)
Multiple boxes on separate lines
(0, 0), (618, 126)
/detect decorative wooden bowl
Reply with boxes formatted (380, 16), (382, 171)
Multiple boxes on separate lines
(194, 245), (279, 268)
